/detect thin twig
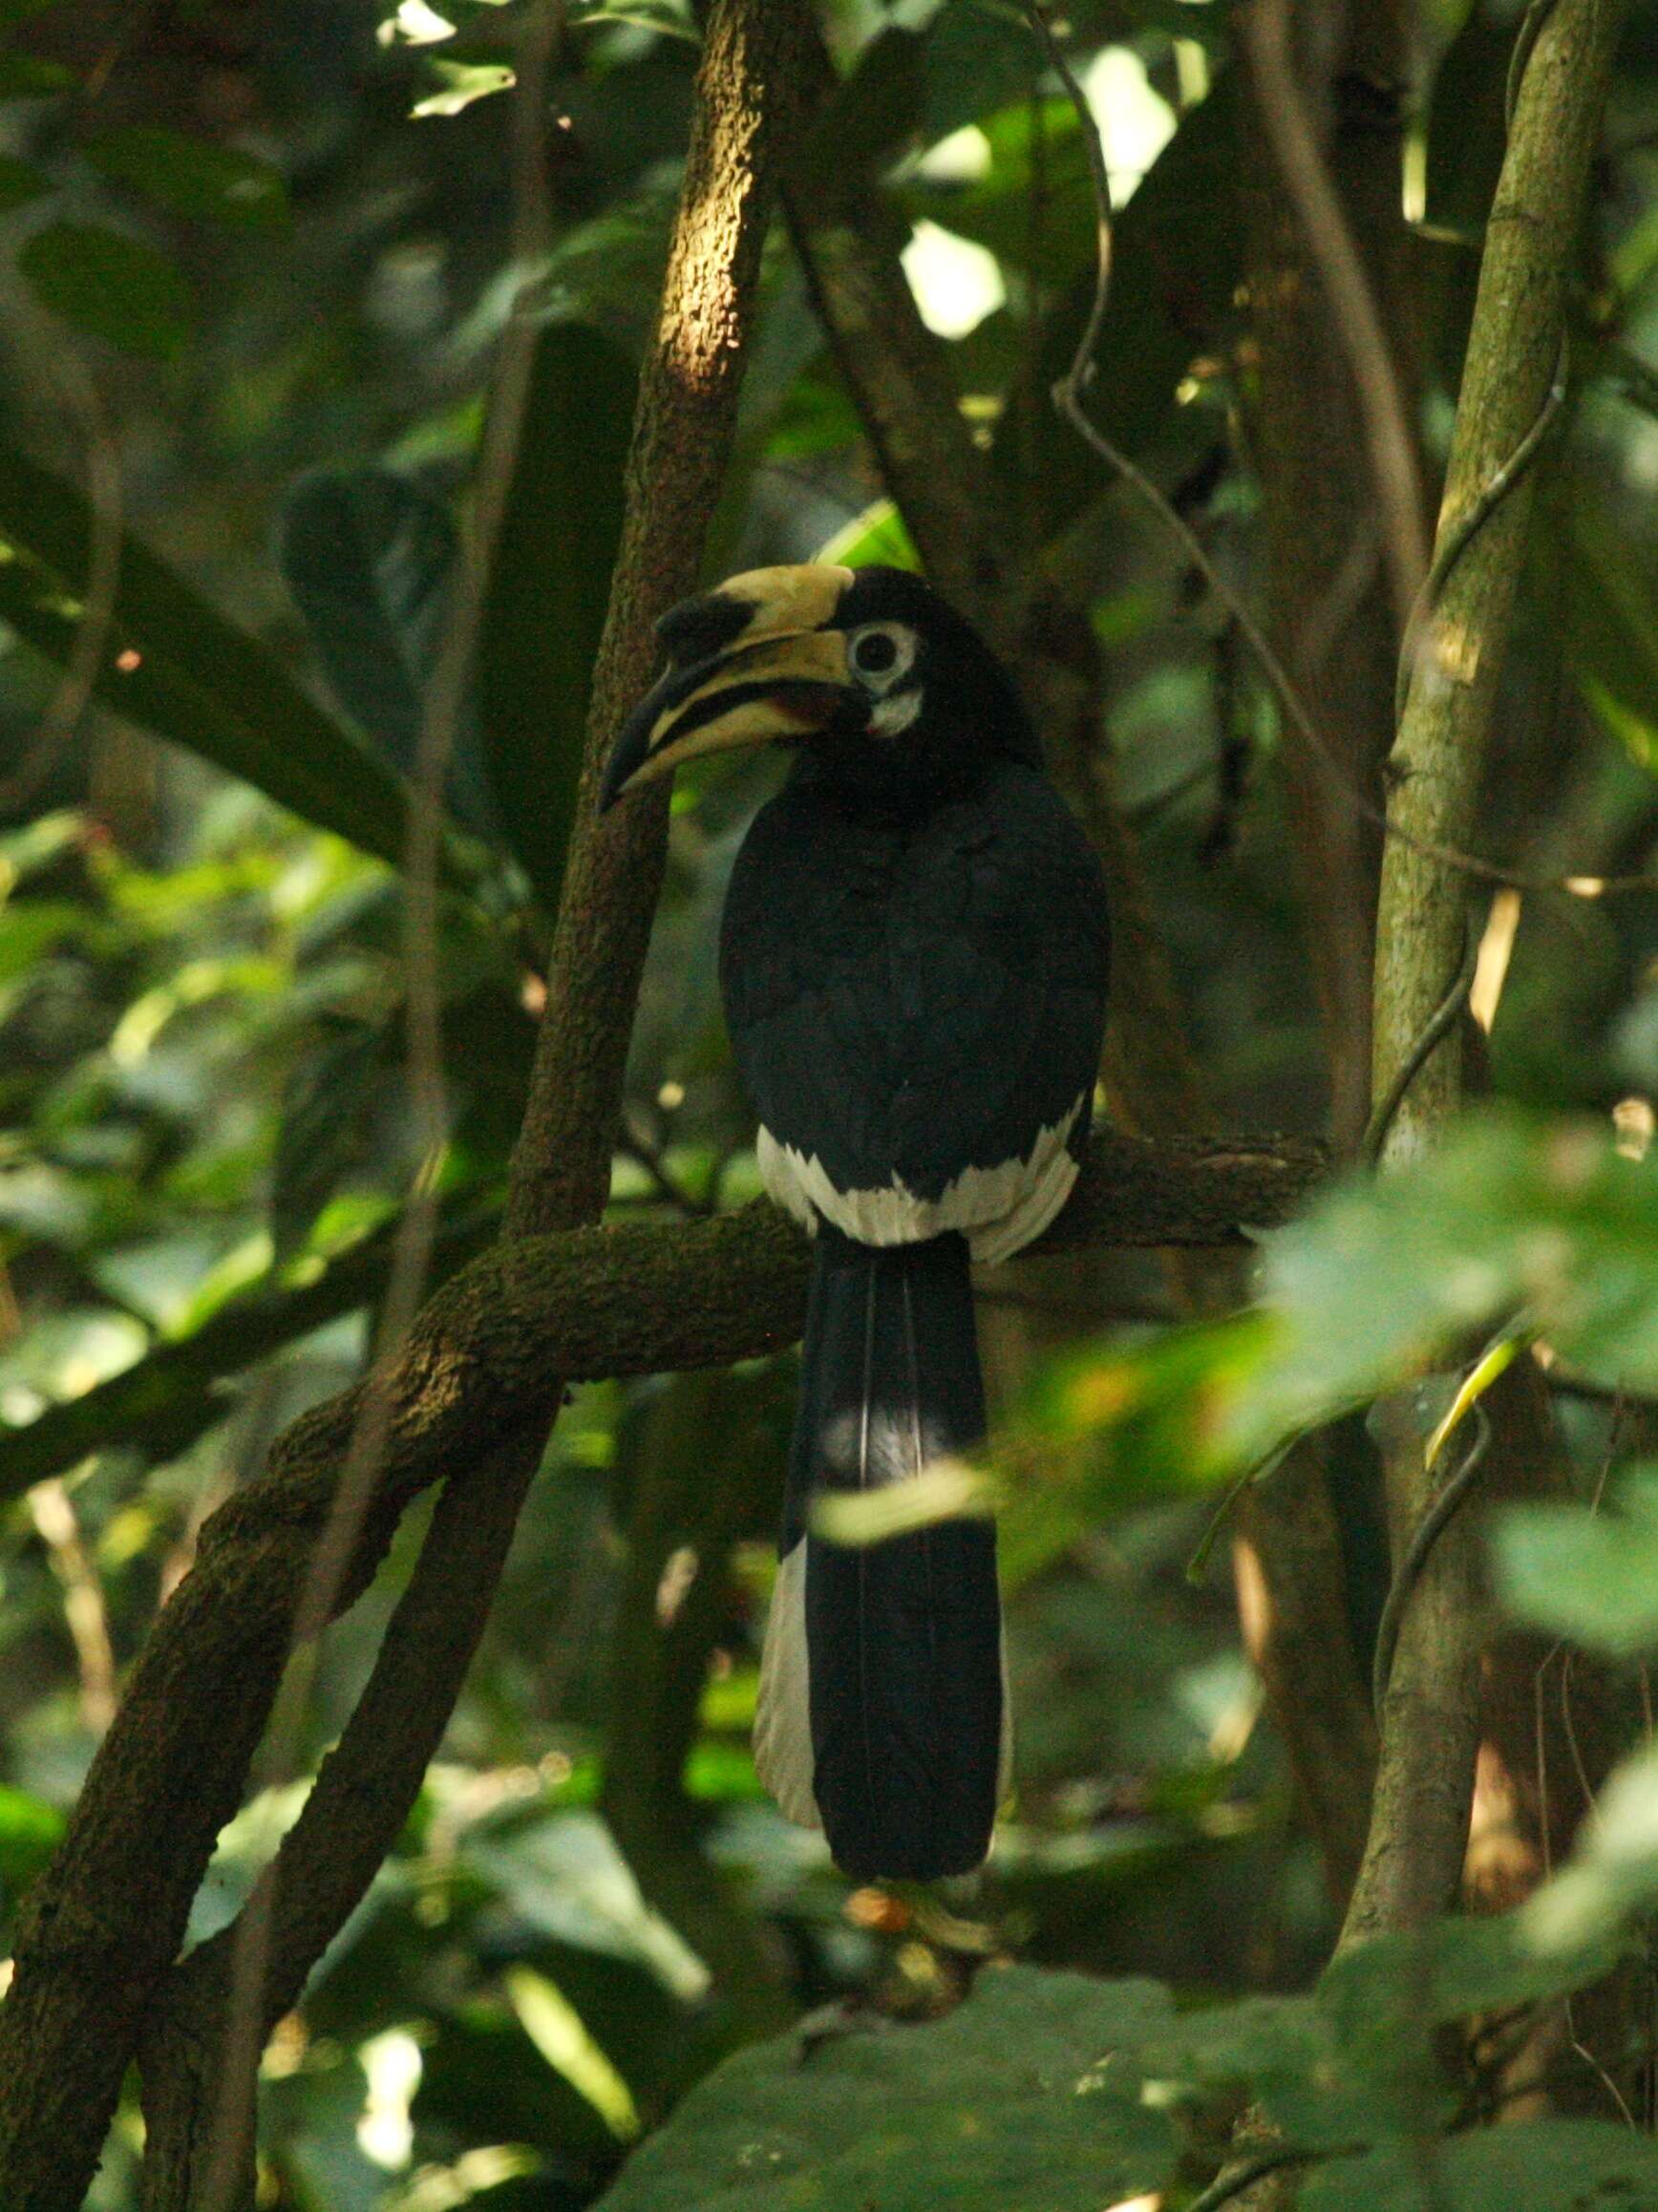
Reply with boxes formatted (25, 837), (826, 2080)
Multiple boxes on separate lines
(1360, 916), (1478, 1168)
(1186, 2145), (1331, 2212)
(1243, 0), (1427, 634)
(27, 1477), (116, 1733)
(1371, 1407), (1491, 1719)
(0, 342), (122, 817)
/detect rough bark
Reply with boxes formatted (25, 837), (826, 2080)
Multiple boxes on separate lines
(1341, 0), (1628, 1946)
(137, 1427), (545, 2208)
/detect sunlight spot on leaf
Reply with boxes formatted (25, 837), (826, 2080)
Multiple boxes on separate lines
(358, 2028), (423, 2170)
(378, 0), (457, 45)
(505, 1965), (640, 2139)
(412, 62), (514, 118)
(1083, 47), (1177, 205)
(902, 221), (1004, 340)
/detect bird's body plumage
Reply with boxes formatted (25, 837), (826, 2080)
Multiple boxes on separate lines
(604, 564), (1110, 1881)
(722, 754), (1108, 1260)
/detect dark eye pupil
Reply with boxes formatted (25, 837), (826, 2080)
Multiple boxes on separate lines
(854, 631), (899, 674)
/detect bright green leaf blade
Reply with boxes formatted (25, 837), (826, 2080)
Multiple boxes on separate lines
(504, 1965), (641, 2140)
(462, 1810), (709, 2004)
(0, 439), (455, 870)
(817, 498), (921, 572)
(0, 1783), (66, 1903)
(0, 152), (47, 211)
(595, 1967), (1178, 2212)
(84, 124), (289, 233)
(477, 318), (636, 912)
(1010, 1110), (1658, 1559)
(19, 222), (192, 360)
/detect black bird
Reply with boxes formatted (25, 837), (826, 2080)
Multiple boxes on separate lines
(603, 564), (1110, 1880)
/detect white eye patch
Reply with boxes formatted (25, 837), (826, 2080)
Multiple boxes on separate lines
(846, 621), (918, 691)
(846, 621), (921, 739)
(868, 690), (924, 738)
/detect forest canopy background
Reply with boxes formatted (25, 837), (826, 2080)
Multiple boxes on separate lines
(4, 0), (1658, 2206)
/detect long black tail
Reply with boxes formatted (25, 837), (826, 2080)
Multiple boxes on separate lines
(754, 1224), (1002, 1880)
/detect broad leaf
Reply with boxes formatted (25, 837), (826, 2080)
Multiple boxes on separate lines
(477, 319), (636, 911)
(1497, 1465), (1658, 1658)
(19, 221), (192, 359)
(0, 439), (483, 877)
(996, 1110), (1658, 1575)
(0, 152), (47, 211)
(85, 124), (289, 233)
(0, 51), (73, 96)
(595, 1967), (1177, 2212)
(1303, 2122), (1658, 2211)
(988, 75), (1244, 542)
(0, 1199), (500, 1501)
(278, 466), (497, 834)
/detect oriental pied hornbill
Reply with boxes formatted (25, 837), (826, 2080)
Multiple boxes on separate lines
(603, 564), (1110, 1880)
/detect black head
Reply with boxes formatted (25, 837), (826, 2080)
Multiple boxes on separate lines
(600, 563), (1039, 813)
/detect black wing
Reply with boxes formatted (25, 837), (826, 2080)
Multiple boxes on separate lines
(719, 759), (1110, 1207)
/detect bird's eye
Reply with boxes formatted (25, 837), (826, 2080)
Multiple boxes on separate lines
(846, 623), (916, 690)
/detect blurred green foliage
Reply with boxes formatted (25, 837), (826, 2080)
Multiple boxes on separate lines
(3, 0), (1658, 2203)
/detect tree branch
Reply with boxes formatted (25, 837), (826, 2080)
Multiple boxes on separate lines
(1238, 3), (1420, 1156)
(1342, 0), (1628, 1946)
(0, 2), (829, 2202)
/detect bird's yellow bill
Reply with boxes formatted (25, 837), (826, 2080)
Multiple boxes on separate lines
(602, 565), (856, 809)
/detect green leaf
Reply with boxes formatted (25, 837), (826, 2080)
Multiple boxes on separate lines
(816, 498), (922, 572)
(0, 51), (73, 97)
(0, 439), (467, 873)
(278, 467), (488, 826)
(84, 125), (289, 233)
(989, 75), (1244, 541)
(461, 1810), (709, 2004)
(1497, 1466), (1658, 1659)
(19, 222), (192, 360)
(1303, 2121), (1658, 2211)
(411, 60), (514, 118)
(0, 152), (47, 211)
(595, 1967), (1178, 2212)
(0, 1783), (66, 1906)
(269, 1015), (390, 1263)
(1003, 1110), (1658, 1563)
(0, 1198), (500, 1502)
(1522, 1739), (1658, 1954)
(922, 2), (1039, 141)
(477, 319), (636, 912)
